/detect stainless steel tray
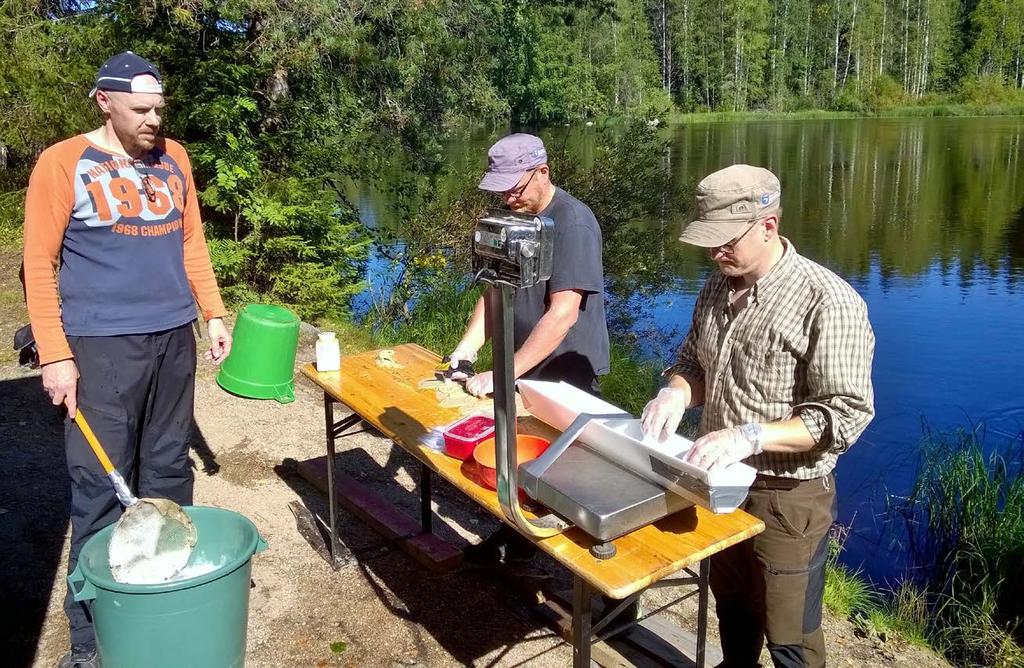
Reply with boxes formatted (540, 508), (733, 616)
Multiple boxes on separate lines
(522, 444), (692, 542)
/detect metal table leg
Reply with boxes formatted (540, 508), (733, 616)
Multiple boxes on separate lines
(420, 462), (433, 533)
(322, 393), (362, 564)
(697, 558), (710, 668)
(572, 575), (593, 668)
(324, 392), (339, 562)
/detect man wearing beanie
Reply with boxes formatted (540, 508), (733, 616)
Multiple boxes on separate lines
(641, 165), (875, 667)
(22, 51), (232, 668)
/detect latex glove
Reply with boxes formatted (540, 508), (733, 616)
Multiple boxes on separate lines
(447, 346), (478, 381)
(465, 370), (494, 398)
(640, 387), (689, 443)
(43, 359), (79, 418)
(204, 318), (233, 365)
(685, 427), (756, 471)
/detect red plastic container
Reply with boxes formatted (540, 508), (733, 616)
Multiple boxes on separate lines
(442, 415), (496, 460)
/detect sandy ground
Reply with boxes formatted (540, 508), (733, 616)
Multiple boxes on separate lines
(0, 249), (949, 667)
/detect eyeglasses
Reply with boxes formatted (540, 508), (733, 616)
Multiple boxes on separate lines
(711, 219), (761, 255)
(133, 160), (157, 203)
(502, 169), (537, 200)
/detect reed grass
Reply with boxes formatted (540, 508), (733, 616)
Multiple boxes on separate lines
(897, 426), (1024, 666)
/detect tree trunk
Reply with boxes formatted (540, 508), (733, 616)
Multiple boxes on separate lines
(902, 0), (910, 91)
(879, 0), (887, 75)
(662, 0), (670, 92)
(734, 8), (742, 111)
(682, 0), (690, 99)
(780, 0), (790, 75)
(919, 4), (930, 96)
(803, 2), (812, 95)
(613, 19), (620, 107)
(720, 2), (727, 108)
(832, 0), (842, 93)
(843, 0), (858, 87)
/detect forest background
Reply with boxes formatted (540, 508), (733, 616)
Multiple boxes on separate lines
(2, 0), (1024, 319)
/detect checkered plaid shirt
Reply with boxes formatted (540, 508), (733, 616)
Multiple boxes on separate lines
(666, 239), (875, 479)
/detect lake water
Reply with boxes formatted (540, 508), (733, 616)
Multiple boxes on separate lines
(354, 117), (1024, 583)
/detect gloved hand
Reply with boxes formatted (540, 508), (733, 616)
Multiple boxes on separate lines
(465, 370), (493, 397)
(447, 347), (478, 380)
(685, 426), (758, 471)
(640, 386), (690, 443)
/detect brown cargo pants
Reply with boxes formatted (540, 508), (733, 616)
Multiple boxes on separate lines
(709, 474), (836, 668)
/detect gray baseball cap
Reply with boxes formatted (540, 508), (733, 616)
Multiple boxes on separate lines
(679, 165), (781, 247)
(478, 133), (548, 192)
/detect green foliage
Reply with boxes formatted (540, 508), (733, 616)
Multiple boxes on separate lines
(896, 427), (1024, 666)
(864, 75), (910, 110)
(0, 188), (25, 249)
(1, 0), (1022, 330)
(823, 527), (877, 618)
(822, 527), (941, 653)
(959, 75), (1024, 106)
(599, 343), (662, 417)
(370, 278), (491, 369)
(553, 121), (689, 301)
(0, 3), (103, 158)
(880, 581), (931, 648)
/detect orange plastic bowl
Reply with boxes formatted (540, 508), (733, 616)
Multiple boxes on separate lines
(472, 434), (551, 490)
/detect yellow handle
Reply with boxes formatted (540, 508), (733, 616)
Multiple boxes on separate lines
(75, 411), (116, 475)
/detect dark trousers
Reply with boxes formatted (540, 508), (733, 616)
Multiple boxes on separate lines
(710, 475), (836, 668)
(64, 325), (196, 646)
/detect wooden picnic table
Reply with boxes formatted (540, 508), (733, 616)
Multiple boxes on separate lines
(300, 343), (764, 667)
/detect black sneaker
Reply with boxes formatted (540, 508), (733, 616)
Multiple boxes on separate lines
(463, 526), (538, 567)
(58, 644), (98, 668)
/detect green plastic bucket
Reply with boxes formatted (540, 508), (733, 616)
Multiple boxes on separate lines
(217, 303), (299, 403)
(68, 506), (268, 668)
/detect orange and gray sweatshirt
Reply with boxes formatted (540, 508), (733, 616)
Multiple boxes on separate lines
(22, 134), (228, 365)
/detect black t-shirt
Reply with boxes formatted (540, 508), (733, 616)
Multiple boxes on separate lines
(513, 187), (610, 389)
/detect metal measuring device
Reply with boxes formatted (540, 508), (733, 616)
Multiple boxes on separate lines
(472, 209), (690, 559)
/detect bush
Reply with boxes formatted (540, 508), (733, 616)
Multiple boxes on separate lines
(959, 75), (1023, 106)
(0, 188), (24, 250)
(864, 75), (908, 110)
(831, 88), (867, 113)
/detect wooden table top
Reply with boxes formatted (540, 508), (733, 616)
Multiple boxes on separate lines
(301, 343), (764, 598)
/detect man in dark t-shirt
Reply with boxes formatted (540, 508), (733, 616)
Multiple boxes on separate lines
(448, 133), (610, 566)
(450, 133), (610, 397)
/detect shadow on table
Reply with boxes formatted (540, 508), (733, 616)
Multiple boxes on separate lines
(274, 405), (564, 667)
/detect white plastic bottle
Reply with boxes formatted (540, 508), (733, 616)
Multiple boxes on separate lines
(315, 331), (341, 372)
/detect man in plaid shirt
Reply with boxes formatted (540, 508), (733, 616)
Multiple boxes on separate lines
(642, 165), (875, 668)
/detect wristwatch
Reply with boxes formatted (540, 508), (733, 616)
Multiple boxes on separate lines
(738, 422), (764, 455)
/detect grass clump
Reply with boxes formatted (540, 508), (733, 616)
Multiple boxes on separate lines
(600, 342), (662, 416)
(0, 189), (24, 250)
(823, 525), (877, 618)
(897, 426), (1024, 666)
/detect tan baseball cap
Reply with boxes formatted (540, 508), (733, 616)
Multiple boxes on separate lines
(679, 165), (781, 247)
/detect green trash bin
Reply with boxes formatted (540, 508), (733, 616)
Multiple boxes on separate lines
(217, 303), (299, 403)
(68, 506), (268, 668)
